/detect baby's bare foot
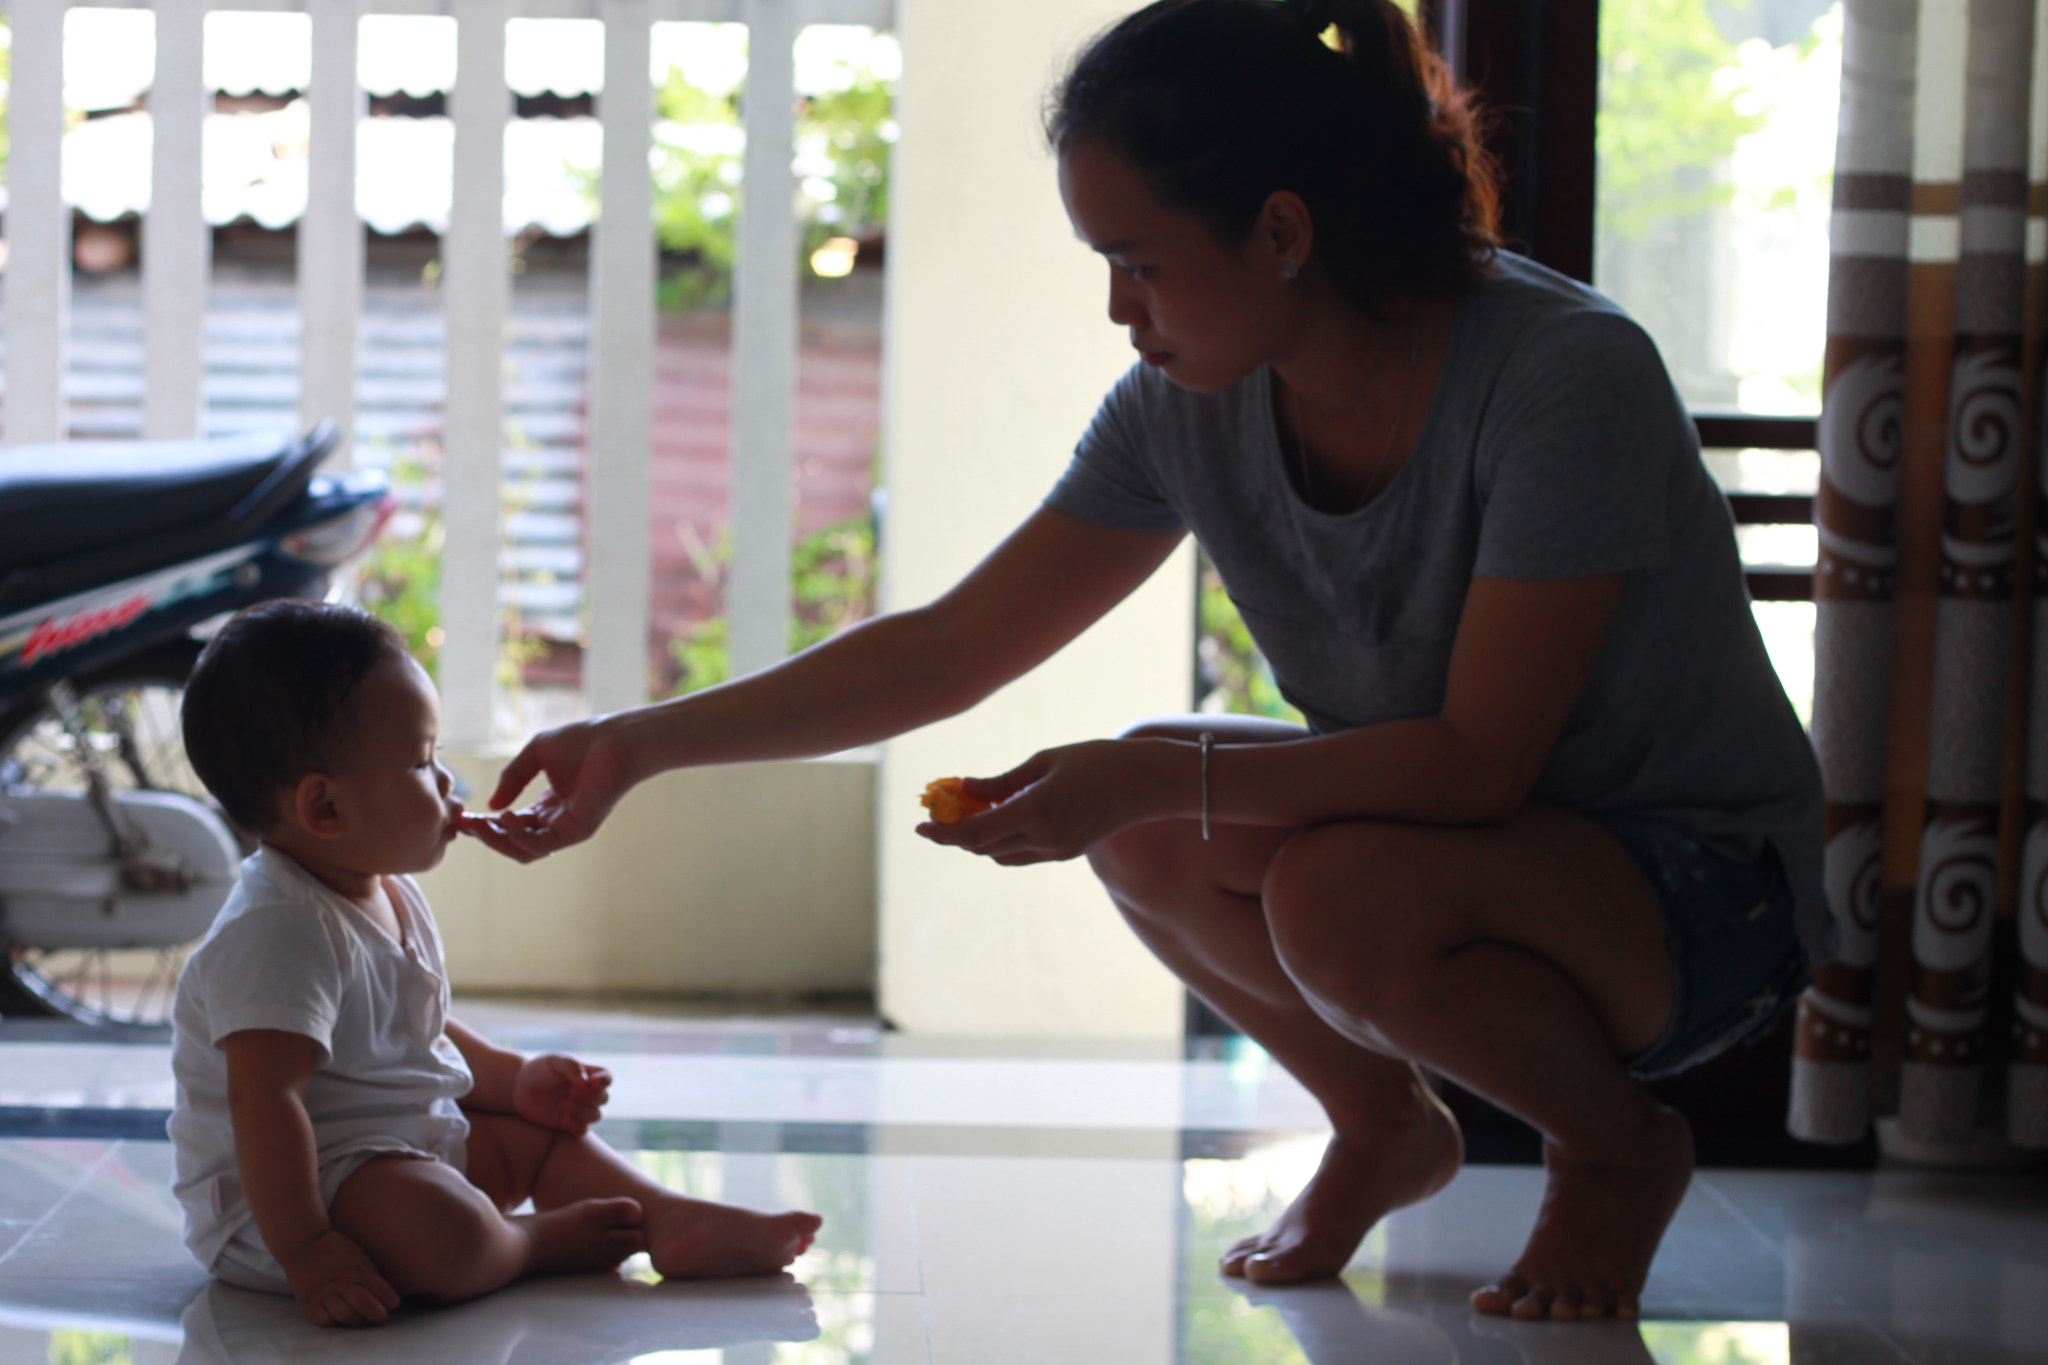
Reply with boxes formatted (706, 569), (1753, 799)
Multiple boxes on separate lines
(521, 1196), (646, 1276)
(1470, 1105), (1694, 1320)
(647, 1198), (823, 1279)
(1222, 1081), (1463, 1284)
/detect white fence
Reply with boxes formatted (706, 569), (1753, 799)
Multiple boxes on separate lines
(2, 0), (894, 744)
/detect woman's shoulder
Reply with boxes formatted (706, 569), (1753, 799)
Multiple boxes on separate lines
(1463, 253), (1652, 352)
(1451, 253), (1671, 402)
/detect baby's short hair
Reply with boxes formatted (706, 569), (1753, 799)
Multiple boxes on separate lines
(181, 600), (411, 833)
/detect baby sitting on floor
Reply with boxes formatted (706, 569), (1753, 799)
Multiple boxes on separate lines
(167, 599), (820, 1327)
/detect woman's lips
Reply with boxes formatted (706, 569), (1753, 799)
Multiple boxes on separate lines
(1139, 350), (1171, 366)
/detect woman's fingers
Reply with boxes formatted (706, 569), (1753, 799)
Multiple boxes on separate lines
(919, 812), (1070, 865)
(463, 814), (553, 863)
(489, 745), (545, 811)
(973, 752), (1051, 804)
(460, 819), (542, 864)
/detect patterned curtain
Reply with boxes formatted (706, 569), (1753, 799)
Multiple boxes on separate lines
(1791, 0), (2048, 1158)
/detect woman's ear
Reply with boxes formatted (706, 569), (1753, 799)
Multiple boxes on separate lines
(291, 772), (348, 840)
(1257, 189), (1316, 277)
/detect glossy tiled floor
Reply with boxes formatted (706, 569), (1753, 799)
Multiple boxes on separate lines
(1, 1002), (2043, 1364)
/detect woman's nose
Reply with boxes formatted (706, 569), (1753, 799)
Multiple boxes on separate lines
(1107, 273), (1143, 328)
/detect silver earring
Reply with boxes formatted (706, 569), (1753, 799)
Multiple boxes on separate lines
(1282, 260), (1299, 280)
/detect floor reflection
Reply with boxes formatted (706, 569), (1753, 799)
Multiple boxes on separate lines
(173, 1274), (820, 1365)
(3, 1017), (2043, 1364)
(1186, 1274), (1793, 1365)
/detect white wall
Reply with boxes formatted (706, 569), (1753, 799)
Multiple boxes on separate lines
(421, 752), (876, 996)
(424, 0), (1196, 1035)
(877, 0), (1195, 1039)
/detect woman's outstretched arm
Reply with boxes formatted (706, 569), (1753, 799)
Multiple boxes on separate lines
(919, 572), (1629, 865)
(465, 507), (1185, 861)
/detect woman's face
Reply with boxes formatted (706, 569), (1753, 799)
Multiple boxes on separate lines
(1058, 138), (1301, 394)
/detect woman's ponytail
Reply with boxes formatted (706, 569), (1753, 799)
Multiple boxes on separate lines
(1050, 0), (1499, 312)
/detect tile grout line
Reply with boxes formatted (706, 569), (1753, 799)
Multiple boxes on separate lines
(1693, 1172), (1923, 1365)
(906, 1158), (936, 1364)
(1689, 1171), (1786, 1259)
(0, 1141), (127, 1274)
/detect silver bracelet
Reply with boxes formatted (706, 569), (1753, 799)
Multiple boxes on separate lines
(1198, 730), (1215, 842)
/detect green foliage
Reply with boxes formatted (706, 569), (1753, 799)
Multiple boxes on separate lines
(46, 1331), (134, 1365)
(668, 516), (878, 695)
(638, 56), (897, 312)
(356, 453), (444, 673)
(353, 444), (546, 690)
(1197, 562), (1303, 723)
(800, 69), (894, 245)
(1598, 0), (1765, 238)
(669, 614), (732, 695)
(790, 517), (878, 648)
(1180, 1294), (1307, 1364)
(1639, 1321), (1790, 1365)
(650, 70), (743, 311)
(0, 19), (12, 184)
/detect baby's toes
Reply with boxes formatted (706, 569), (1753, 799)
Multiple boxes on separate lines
(599, 1197), (645, 1228)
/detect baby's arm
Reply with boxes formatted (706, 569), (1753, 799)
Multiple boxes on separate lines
(443, 1017), (611, 1137)
(220, 1030), (402, 1327)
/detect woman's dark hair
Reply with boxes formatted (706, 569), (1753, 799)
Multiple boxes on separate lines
(181, 599), (411, 833)
(1047, 0), (1500, 312)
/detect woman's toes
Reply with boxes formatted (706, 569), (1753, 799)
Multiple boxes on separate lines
(1219, 1238), (1264, 1276)
(1241, 1250), (1300, 1284)
(1547, 1291), (1583, 1320)
(1468, 1275), (1523, 1314)
(1510, 1285), (1555, 1319)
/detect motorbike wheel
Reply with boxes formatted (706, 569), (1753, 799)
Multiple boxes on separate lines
(0, 638), (241, 1026)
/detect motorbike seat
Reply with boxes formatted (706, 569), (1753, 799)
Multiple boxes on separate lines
(0, 432), (303, 579)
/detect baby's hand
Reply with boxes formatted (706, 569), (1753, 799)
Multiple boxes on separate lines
(279, 1228), (401, 1328)
(513, 1053), (611, 1136)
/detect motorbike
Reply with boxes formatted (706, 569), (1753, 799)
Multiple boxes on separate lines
(0, 422), (391, 1026)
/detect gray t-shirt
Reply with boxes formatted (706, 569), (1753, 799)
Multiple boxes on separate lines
(1047, 252), (1829, 961)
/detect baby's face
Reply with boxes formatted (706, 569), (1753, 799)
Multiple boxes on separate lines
(330, 654), (464, 874)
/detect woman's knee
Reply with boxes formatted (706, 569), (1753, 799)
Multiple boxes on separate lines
(1085, 817), (1186, 915)
(1262, 824), (1434, 1003)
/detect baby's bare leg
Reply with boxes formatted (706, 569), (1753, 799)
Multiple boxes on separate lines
(465, 1111), (821, 1279)
(327, 1154), (643, 1305)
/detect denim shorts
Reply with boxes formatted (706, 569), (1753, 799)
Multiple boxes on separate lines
(1595, 814), (1813, 1081)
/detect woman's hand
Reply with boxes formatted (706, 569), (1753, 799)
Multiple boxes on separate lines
(511, 1054), (612, 1137)
(916, 738), (1188, 865)
(462, 718), (637, 861)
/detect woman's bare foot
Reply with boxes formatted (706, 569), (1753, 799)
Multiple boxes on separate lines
(1222, 1080), (1463, 1283)
(646, 1197), (824, 1279)
(1471, 1104), (1694, 1320)
(519, 1196), (646, 1276)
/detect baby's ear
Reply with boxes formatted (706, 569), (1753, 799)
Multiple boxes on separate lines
(289, 772), (348, 840)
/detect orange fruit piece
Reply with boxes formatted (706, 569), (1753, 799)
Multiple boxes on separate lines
(921, 776), (993, 823)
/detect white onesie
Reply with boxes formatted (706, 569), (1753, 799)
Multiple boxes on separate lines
(168, 844), (473, 1286)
